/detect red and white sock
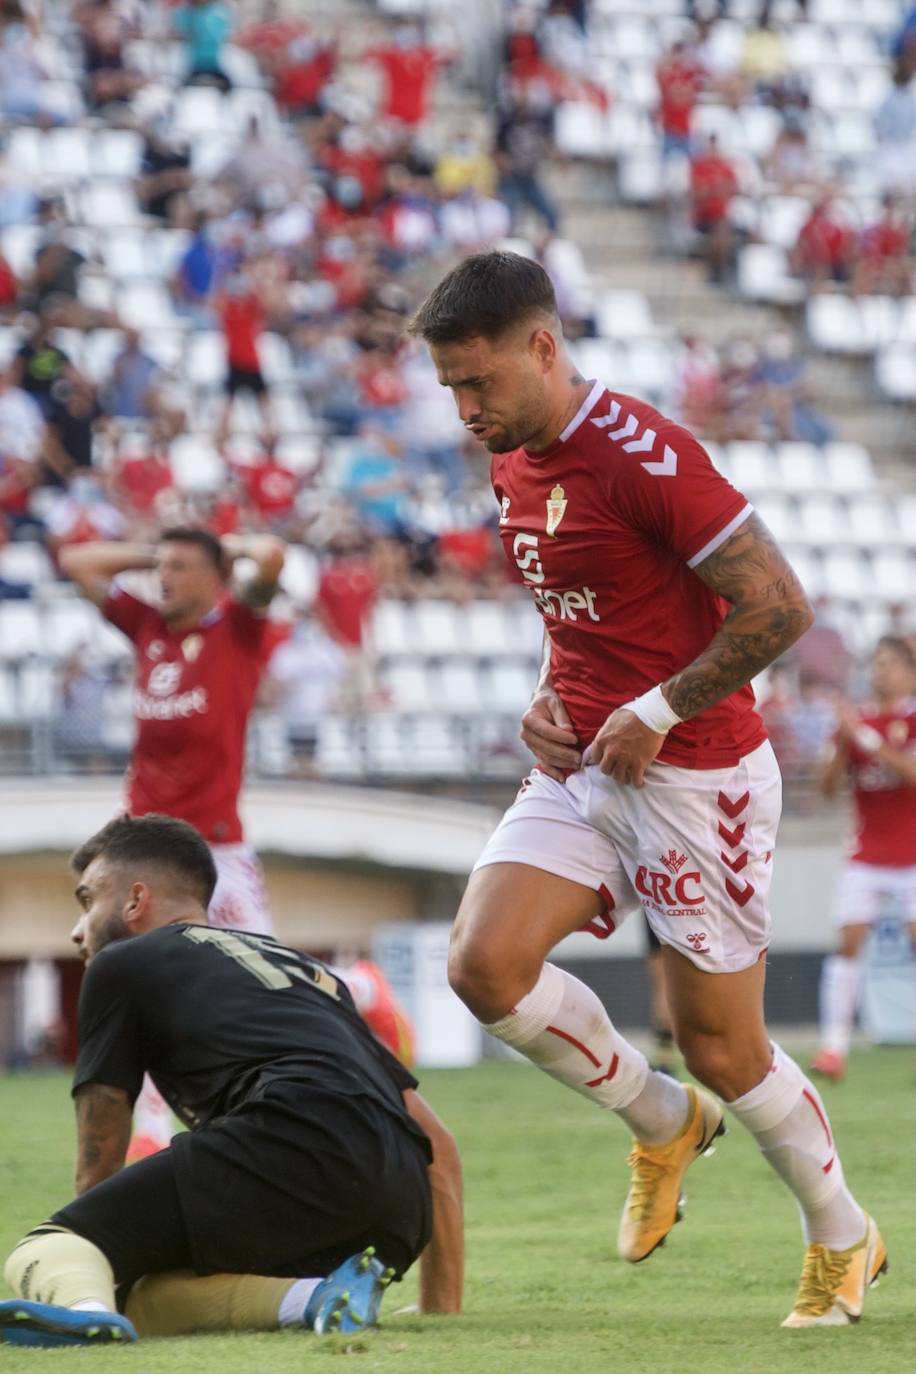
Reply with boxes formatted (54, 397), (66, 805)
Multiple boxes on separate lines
(819, 955), (861, 1058)
(130, 1075), (173, 1152)
(484, 963), (689, 1145)
(726, 1042), (865, 1249)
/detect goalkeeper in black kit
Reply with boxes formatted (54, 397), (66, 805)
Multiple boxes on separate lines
(0, 814), (463, 1348)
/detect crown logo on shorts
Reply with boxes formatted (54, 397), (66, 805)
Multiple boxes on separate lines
(660, 849), (688, 875)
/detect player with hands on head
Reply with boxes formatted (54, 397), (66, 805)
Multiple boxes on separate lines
(812, 636), (916, 1081)
(409, 250), (886, 1329)
(0, 814), (463, 1348)
(59, 527), (286, 1158)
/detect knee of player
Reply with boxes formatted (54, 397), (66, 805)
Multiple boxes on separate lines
(447, 941), (519, 1019)
(680, 1035), (770, 1100)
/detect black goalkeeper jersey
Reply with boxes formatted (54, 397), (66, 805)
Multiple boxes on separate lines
(72, 924), (425, 1149)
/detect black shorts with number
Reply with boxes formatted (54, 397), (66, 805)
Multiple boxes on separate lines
(226, 365), (267, 396)
(53, 1080), (431, 1291)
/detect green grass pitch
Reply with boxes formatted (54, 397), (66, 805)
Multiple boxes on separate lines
(0, 1045), (913, 1373)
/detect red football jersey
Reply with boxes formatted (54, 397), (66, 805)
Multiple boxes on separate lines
(491, 382), (766, 769)
(844, 702), (916, 867)
(104, 588), (273, 843)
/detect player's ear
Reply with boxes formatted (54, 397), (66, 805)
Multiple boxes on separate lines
(124, 881), (151, 929)
(528, 325), (557, 372)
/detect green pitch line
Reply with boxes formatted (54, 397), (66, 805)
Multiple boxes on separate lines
(0, 1045), (913, 1374)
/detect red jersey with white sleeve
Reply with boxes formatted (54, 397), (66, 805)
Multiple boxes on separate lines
(103, 587), (274, 843)
(844, 700), (916, 866)
(491, 381), (766, 769)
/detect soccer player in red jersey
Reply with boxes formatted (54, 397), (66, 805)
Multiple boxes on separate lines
(60, 526), (285, 1154)
(812, 637), (916, 1081)
(409, 251), (886, 1328)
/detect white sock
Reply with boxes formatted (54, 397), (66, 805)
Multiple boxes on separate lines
(726, 1042), (865, 1249)
(484, 963), (689, 1144)
(132, 1075), (172, 1148)
(819, 954), (861, 1057)
(278, 1278), (321, 1327)
(71, 1300), (109, 1312)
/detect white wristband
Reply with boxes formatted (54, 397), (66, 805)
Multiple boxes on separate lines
(622, 684), (683, 735)
(854, 724), (883, 755)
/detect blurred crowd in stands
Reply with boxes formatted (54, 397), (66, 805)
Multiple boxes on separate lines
(652, 6), (916, 285)
(0, 0), (914, 788)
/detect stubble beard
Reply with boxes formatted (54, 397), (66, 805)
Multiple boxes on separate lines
(88, 913), (132, 962)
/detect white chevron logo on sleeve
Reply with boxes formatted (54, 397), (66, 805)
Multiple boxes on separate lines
(640, 444), (678, 477)
(622, 426), (656, 455)
(607, 413), (638, 441)
(590, 401), (621, 429)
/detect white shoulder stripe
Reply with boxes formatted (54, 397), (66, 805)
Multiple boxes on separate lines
(686, 503), (755, 569)
(559, 378), (604, 442)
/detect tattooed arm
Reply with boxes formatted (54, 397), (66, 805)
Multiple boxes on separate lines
(589, 515), (813, 785)
(74, 1083), (132, 1195)
(664, 513), (814, 719)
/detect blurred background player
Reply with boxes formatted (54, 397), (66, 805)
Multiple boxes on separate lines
(812, 637), (916, 1081)
(59, 525), (285, 1155)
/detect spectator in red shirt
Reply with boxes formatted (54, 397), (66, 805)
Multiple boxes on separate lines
(790, 193), (857, 288)
(0, 252), (18, 322)
(689, 135), (739, 282)
(365, 19), (446, 127)
(238, 451), (299, 532)
(215, 270), (275, 449)
(315, 526), (380, 712)
(852, 193), (913, 296)
(656, 40), (703, 158)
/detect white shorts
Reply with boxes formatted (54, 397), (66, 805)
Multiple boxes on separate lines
(473, 740), (782, 974)
(209, 843), (274, 936)
(833, 861), (916, 928)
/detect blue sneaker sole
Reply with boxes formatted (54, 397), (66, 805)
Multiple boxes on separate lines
(0, 1300), (137, 1347)
(310, 1247), (397, 1335)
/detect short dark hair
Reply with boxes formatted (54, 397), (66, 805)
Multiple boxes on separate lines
(876, 635), (916, 669)
(159, 526), (226, 574)
(71, 813), (218, 907)
(408, 251), (559, 345)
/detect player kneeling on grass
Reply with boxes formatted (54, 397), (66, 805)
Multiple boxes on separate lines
(0, 815), (463, 1349)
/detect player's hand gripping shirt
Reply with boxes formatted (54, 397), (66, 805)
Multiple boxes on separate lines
(843, 701), (916, 866)
(103, 588), (273, 843)
(492, 382), (767, 768)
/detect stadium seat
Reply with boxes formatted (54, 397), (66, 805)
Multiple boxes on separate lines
(806, 295), (865, 354)
(775, 443), (826, 492)
(0, 666), (18, 721)
(727, 442), (773, 493)
(386, 661), (434, 712)
(80, 182), (142, 229)
(859, 297), (899, 352)
(758, 196), (810, 250)
(555, 102), (611, 159)
(488, 660), (535, 712)
(737, 244), (805, 305)
(617, 150), (664, 204)
(594, 289), (654, 340)
(0, 542), (52, 586)
(875, 347), (916, 402)
(93, 129), (144, 179)
(822, 548), (870, 600)
(870, 549), (914, 601)
(277, 545), (318, 605)
(754, 495), (799, 544)
(0, 603), (43, 660)
(372, 600), (414, 657)
(1, 225), (40, 277)
(413, 601), (460, 657)
(173, 86), (225, 137)
(849, 495), (900, 548)
(783, 546), (825, 599)
(43, 600), (99, 658)
(799, 494), (851, 544)
(185, 332), (226, 388)
(436, 660), (484, 714)
(823, 442), (876, 492)
(16, 660), (56, 719)
(119, 282), (179, 331)
(168, 435), (225, 492)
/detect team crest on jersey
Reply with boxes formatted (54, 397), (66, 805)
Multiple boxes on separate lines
(499, 495), (511, 525)
(147, 639), (164, 660)
(182, 633), (203, 663)
(545, 483), (567, 537)
(887, 719), (908, 747)
(660, 849), (688, 875)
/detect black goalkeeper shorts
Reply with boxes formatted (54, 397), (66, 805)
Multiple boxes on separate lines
(53, 1088), (431, 1290)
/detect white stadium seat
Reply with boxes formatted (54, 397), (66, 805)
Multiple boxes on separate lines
(43, 600), (99, 657)
(413, 601), (460, 657)
(823, 443), (875, 492)
(168, 435), (225, 492)
(372, 600), (414, 657)
(798, 494), (851, 544)
(871, 550), (914, 602)
(807, 296), (865, 354)
(822, 548), (869, 600)
(848, 495), (901, 548)
(0, 603), (43, 660)
(754, 495), (799, 544)
(876, 347), (916, 402)
(594, 290), (654, 340)
(775, 443), (826, 493)
(727, 442), (772, 493)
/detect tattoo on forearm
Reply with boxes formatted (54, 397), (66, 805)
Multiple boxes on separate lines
(569, 372), (585, 385)
(239, 577), (277, 609)
(666, 514), (812, 721)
